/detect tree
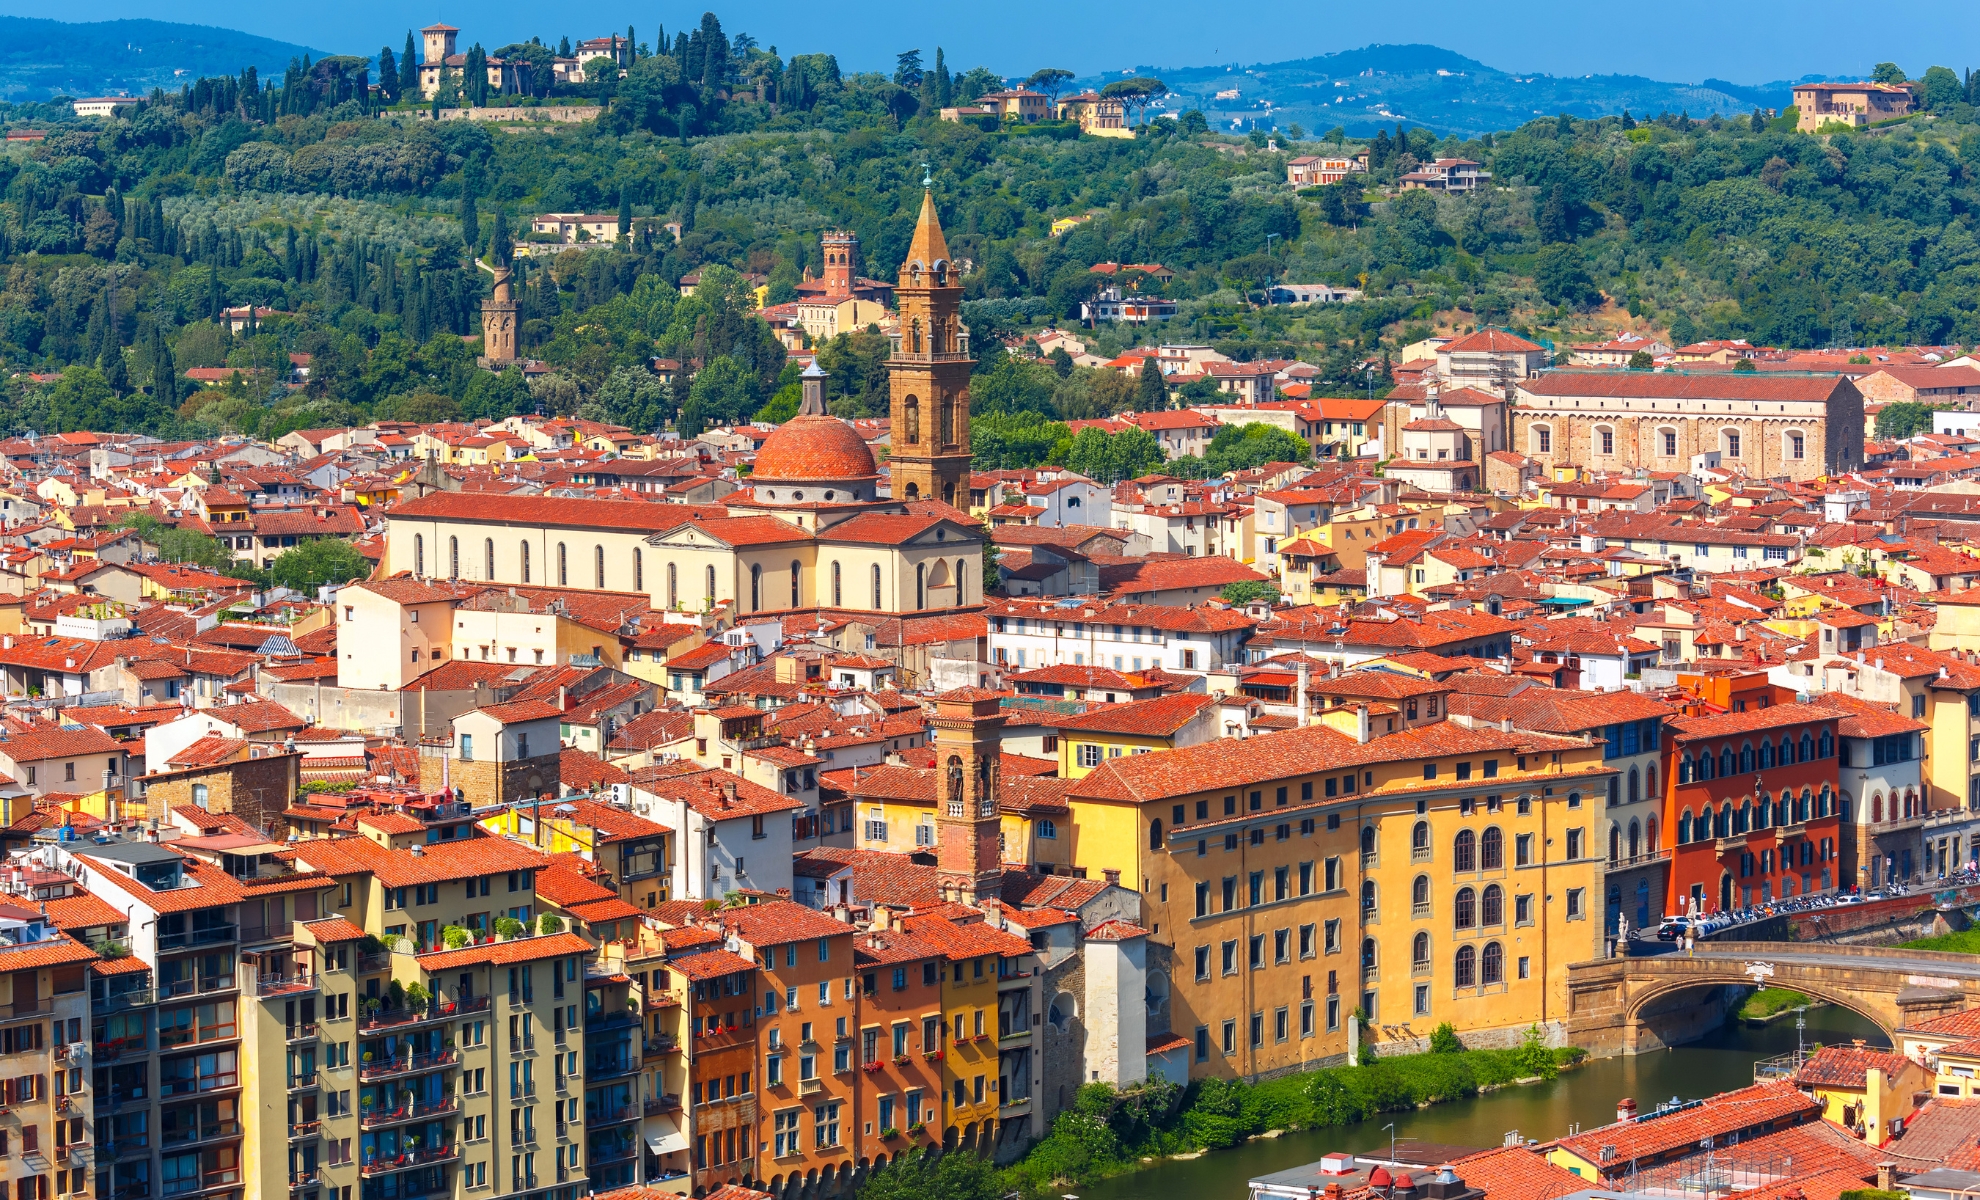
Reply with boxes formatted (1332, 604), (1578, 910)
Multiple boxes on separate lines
(679, 356), (758, 436)
(1668, 313), (1698, 349)
(117, 510), (241, 573)
(1025, 68), (1074, 109)
(1922, 65), (1963, 111)
(1874, 401), (1947, 439)
(859, 1149), (1003, 1200)
(1100, 77), (1168, 127)
(1533, 244), (1602, 310)
(1871, 62), (1907, 84)
(1061, 425), (1164, 482)
(1219, 580), (1279, 605)
(1429, 1022), (1464, 1054)
(378, 46), (399, 104)
(264, 538), (372, 593)
(1135, 363), (1168, 412)
(1628, 350), (1653, 370)
(1537, 184), (1570, 243)
(893, 50), (923, 89)
(399, 31), (418, 100)
(1732, 357), (1758, 374)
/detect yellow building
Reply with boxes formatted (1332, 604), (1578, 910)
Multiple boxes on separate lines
(897, 911), (1032, 1148)
(1056, 694), (1218, 780)
(1790, 1043), (1928, 1140)
(1064, 720), (1615, 1076)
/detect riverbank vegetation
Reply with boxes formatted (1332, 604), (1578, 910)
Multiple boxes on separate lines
(1899, 930), (1980, 953)
(860, 1027), (1584, 1200)
(1738, 988), (1811, 1020)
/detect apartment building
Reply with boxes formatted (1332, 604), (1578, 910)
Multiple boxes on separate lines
(0, 890), (96, 1200)
(1062, 720), (1616, 1075)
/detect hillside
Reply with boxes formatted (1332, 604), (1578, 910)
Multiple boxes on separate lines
(0, 16), (327, 101)
(1088, 43), (1822, 137)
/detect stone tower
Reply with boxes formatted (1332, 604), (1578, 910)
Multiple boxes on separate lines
(886, 184), (973, 507)
(480, 262), (518, 365)
(821, 230), (858, 302)
(932, 687), (1005, 903)
(421, 23), (459, 65)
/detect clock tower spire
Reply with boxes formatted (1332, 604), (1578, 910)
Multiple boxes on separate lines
(887, 180), (972, 507)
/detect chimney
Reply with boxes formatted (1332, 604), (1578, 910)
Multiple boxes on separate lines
(721, 780), (737, 808)
(409, 844), (424, 857)
(1296, 658), (1310, 728)
(1102, 868), (1121, 887)
(1616, 1097), (1637, 1124)
(1877, 1164), (1898, 1192)
(1356, 703), (1371, 745)
(1501, 716), (1513, 733)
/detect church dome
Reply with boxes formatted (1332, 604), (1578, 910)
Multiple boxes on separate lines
(751, 414), (879, 483)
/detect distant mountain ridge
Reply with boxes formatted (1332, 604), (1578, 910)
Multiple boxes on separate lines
(0, 16), (328, 102)
(1080, 43), (1845, 138)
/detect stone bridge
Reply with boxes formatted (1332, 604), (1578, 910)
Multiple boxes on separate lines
(1565, 942), (1980, 1055)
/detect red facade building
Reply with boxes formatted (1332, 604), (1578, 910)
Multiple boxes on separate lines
(1664, 696), (1844, 914)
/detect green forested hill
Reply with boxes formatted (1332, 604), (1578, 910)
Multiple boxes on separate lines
(0, 20), (1976, 461)
(0, 16), (326, 101)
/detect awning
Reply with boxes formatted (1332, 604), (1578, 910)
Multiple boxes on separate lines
(646, 1127), (689, 1155)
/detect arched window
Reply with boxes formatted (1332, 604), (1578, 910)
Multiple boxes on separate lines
(520, 541), (530, 583)
(1148, 818), (1163, 851)
(1628, 766), (1640, 804)
(1412, 821), (1431, 861)
(915, 563), (926, 610)
(706, 565), (717, 607)
(1531, 424), (1553, 455)
(1872, 793), (1884, 822)
(1454, 945), (1477, 988)
(1360, 880), (1377, 914)
(1481, 884), (1503, 926)
(1656, 426), (1678, 458)
(1647, 816), (1658, 852)
(1677, 809), (1691, 844)
(1783, 427), (1806, 461)
(1481, 827), (1503, 869)
(485, 538), (495, 579)
(1361, 938), (1378, 972)
(1609, 825), (1621, 864)
(1778, 735), (1793, 765)
(1738, 743), (1754, 773)
(1454, 887), (1476, 929)
(955, 558), (968, 604)
(1481, 941), (1504, 985)
(831, 561), (842, 608)
(1819, 729), (1833, 758)
(667, 562), (678, 609)
(414, 534), (424, 576)
(1412, 875), (1430, 916)
(1757, 740), (1772, 770)
(1719, 745), (1734, 777)
(1454, 829), (1476, 872)
(1721, 427), (1743, 459)
(634, 549), (643, 594)
(790, 560), (801, 609)
(1797, 788), (1811, 823)
(749, 563), (762, 612)
(1628, 819), (1641, 858)
(1799, 732), (1813, 761)
(1818, 786), (1832, 817)
(1679, 756), (1692, 785)
(595, 545), (605, 589)
(903, 397), (921, 445)
(1412, 932), (1430, 971)
(1360, 826), (1377, 857)
(1648, 763), (1658, 798)
(448, 536), (459, 580)
(1735, 802), (1750, 834)
(872, 564), (883, 609)
(1754, 794), (1769, 828)
(1594, 424), (1615, 456)
(557, 542), (568, 586)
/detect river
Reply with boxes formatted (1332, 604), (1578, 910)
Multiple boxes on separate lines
(1078, 1004), (1887, 1200)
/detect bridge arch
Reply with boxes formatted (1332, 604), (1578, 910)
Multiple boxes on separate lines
(1623, 972), (1896, 1039)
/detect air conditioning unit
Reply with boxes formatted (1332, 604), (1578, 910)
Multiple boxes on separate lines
(611, 783), (633, 808)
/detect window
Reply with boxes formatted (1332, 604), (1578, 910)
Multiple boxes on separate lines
(1533, 425), (1552, 455)
(774, 1109), (800, 1157)
(1597, 426), (1614, 456)
(1566, 888), (1585, 920)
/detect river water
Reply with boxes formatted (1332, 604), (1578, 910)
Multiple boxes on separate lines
(1079, 1005), (1887, 1200)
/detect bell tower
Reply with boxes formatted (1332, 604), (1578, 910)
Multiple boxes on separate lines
(821, 230), (858, 302)
(887, 177), (973, 507)
(932, 687), (1005, 903)
(479, 261), (517, 365)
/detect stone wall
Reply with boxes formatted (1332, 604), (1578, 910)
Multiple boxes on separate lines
(417, 746), (561, 809)
(144, 751), (300, 831)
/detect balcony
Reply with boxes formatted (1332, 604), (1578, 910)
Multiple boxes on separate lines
(288, 1072), (318, 1092)
(359, 1145), (460, 1178)
(161, 1073), (239, 1098)
(1716, 832), (1750, 854)
(644, 1095), (681, 1115)
(257, 974), (318, 998)
(359, 1097), (460, 1131)
(644, 1035), (678, 1055)
(101, 1137), (150, 1158)
(584, 1010), (639, 1033)
(289, 1172), (318, 1191)
(588, 1141), (637, 1166)
(356, 953), (392, 974)
(161, 1123), (242, 1150)
(286, 1024), (319, 1044)
(102, 1089), (150, 1111)
(359, 995), (488, 1035)
(158, 925), (236, 951)
(94, 1036), (149, 1062)
(358, 1048), (460, 1082)
(158, 977), (235, 1001)
(588, 1103), (636, 1126)
(586, 1058), (635, 1082)
(100, 988), (156, 1011)
(509, 1036), (537, 1055)
(289, 1120), (320, 1139)
(161, 1175), (241, 1198)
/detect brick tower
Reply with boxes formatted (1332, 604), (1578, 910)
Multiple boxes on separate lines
(821, 230), (858, 301)
(932, 687), (1005, 903)
(886, 183), (973, 506)
(479, 262), (517, 365)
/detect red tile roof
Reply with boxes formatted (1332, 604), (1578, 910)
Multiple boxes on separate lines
(414, 930), (594, 970)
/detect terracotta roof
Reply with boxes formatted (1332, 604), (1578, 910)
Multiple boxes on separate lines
(41, 890), (126, 931)
(1552, 1082), (1817, 1167)
(388, 492), (730, 533)
(1523, 373), (1855, 403)
(289, 834), (549, 889)
(1792, 1044), (1911, 1088)
(699, 897), (855, 948)
(1450, 1146), (1589, 1200)
(300, 916), (369, 943)
(413, 930), (595, 970)
(1056, 692), (1215, 736)
(0, 932), (96, 971)
(750, 415), (879, 481)
(668, 948), (758, 981)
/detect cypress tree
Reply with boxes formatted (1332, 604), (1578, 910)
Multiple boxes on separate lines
(618, 191), (632, 238)
(101, 341), (127, 394)
(1136, 361), (1167, 412)
(460, 165), (482, 251)
(379, 46), (398, 103)
(400, 32), (418, 98)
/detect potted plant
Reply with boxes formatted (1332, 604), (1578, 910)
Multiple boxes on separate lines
(906, 1121), (924, 1135)
(879, 1127), (900, 1140)
(405, 982), (430, 1012)
(495, 917), (525, 941)
(362, 1051), (374, 1064)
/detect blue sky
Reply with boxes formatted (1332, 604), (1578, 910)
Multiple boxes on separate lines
(7, 0), (1945, 84)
